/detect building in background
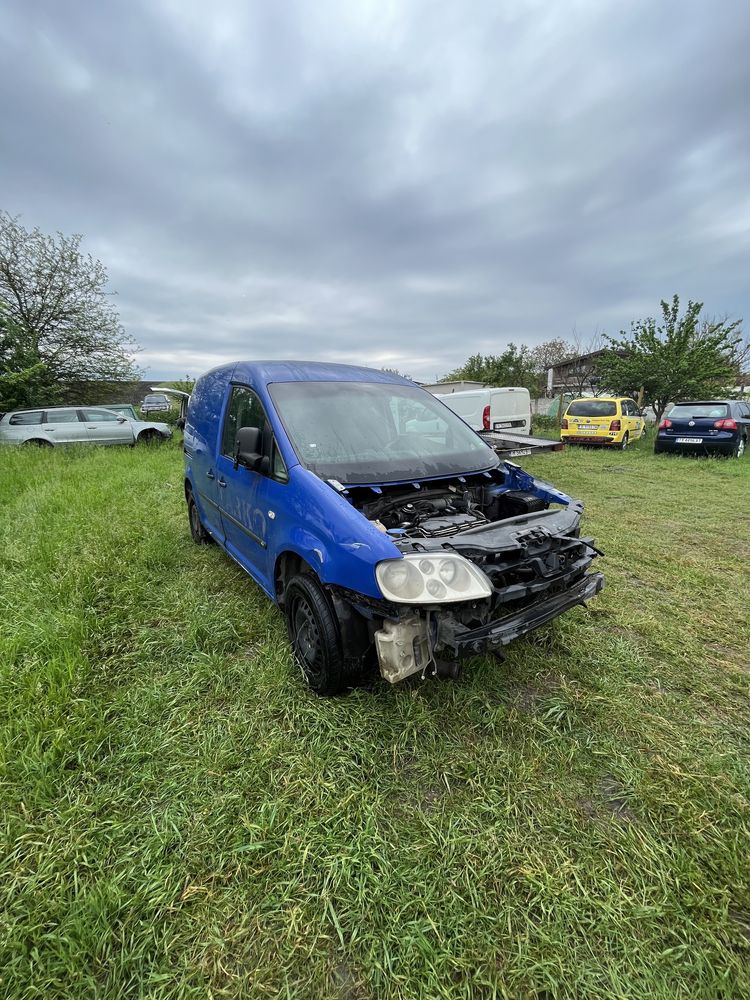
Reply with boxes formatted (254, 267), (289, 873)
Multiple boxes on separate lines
(547, 349), (607, 397)
(422, 380), (486, 395)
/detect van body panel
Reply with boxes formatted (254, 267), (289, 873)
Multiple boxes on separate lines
(439, 387), (531, 434)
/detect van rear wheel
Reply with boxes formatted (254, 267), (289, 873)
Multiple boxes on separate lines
(187, 488), (213, 544)
(284, 573), (364, 695)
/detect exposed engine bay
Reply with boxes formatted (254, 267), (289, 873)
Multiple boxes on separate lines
(360, 479), (547, 539)
(366, 490), (490, 537)
(331, 463), (604, 684)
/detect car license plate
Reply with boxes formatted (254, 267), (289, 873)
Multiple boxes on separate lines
(676, 437), (703, 444)
(508, 448), (532, 457)
(577, 424), (597, 431)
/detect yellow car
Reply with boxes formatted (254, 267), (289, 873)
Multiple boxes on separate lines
(561, 397), (646, 449)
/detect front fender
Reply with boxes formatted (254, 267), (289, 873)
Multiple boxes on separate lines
(268, 467), (402, 600)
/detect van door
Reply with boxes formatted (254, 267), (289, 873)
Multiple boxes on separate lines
(214, 384), (287, 596)
(439, 389), (488, 431)
(185, 369), (228, 541)
(490, 389), (531, 434)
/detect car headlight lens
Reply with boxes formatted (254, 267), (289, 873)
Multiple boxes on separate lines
(376, 554), (492, 604)
(379, 558), (423, 601)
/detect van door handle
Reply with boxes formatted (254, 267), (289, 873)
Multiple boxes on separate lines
(206, 470), (215, 479)
(217, 477), (227, 488)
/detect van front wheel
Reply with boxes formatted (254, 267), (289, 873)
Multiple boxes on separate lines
(284, 573), (363, 695)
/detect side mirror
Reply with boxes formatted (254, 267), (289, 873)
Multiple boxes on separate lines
(234, 425), (270, 473)
(116, 416), (127, 423)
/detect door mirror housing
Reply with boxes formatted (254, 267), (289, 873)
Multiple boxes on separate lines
(116, 416), (127, 423)
(234, 425), (270, 473)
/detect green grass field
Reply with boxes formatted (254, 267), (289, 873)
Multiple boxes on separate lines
(1, 439), (749, 999)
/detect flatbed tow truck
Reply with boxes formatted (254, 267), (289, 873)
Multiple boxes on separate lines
(478, 429), (565, 459)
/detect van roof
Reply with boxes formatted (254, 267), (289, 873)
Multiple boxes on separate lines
(207, 361), (415, 386)
(440, 386), (529, 397)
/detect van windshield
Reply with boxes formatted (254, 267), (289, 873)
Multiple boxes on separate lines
(269, 381), (499, 484)
(566, 400), (617, 417)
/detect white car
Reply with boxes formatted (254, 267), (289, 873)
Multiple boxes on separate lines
(0, 406), (172, 447)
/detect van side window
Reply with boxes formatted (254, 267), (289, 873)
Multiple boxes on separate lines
(222, 385), (288, 483)
(272, 444), (288, 482)
(222, 386), (266, 458)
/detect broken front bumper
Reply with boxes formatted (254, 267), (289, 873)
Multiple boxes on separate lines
(437, 570), (604, 657)
(374, 571), (604, 683)
(373, 504), (605, 683)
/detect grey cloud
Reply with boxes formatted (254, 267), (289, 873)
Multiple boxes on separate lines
(1, 0), (748, 379)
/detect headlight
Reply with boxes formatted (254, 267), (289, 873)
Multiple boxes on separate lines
(376, 554), (492, 604)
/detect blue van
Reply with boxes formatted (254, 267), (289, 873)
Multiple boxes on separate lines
(184, 361), (604, 694)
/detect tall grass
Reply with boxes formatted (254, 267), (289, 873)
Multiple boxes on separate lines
(1, 440), (749, 998)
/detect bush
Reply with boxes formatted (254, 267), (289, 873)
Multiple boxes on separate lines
(532, 414), (560, 437)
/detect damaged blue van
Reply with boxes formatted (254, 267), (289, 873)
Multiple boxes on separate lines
(184, 362), (604, 694)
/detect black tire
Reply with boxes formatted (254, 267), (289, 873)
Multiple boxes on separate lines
(137, 429), (163, 445)
(284, 573), (363, 695)
(732, 436), (746, 459)
(22, 438), (52, 448)
(618, 432), (629, 451)
(187, 488), (213, 544)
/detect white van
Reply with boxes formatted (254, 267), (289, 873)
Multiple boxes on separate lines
(438, 386), (531, 435)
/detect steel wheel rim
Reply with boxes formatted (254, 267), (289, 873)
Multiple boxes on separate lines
(292, 596), (321, 676)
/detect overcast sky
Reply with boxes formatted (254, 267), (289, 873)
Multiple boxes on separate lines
(2, 1), (749, 380)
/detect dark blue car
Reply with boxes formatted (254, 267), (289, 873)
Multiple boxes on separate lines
(655, 400), (750, 457)
(184, 362), (604, 694)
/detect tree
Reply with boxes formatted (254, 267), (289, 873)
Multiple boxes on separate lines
(598, 296), (746, 425)
(381, 366), (413, 380)
(442, 344), (538, 392)
(528, 338), (576, 396)
(0, 306), (60, 411)
(530, 339), (574, 377)
(0, 212), (141, 404)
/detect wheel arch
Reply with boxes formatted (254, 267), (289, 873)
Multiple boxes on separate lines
(137, 428), (163, 443)
(274, 550), (317, 607)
